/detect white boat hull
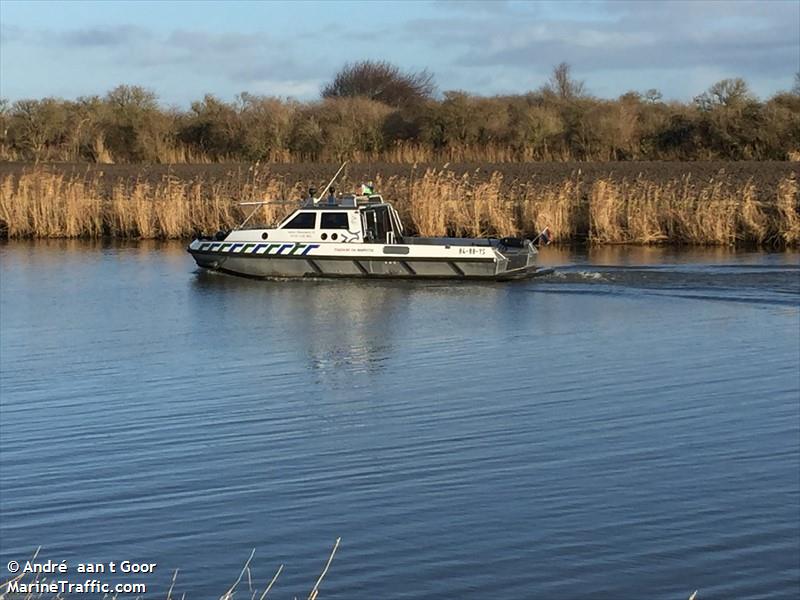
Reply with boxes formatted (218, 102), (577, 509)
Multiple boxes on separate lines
(187, 239), (543, 281)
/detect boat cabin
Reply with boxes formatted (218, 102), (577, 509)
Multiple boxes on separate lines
(277, 195), (404, 244)
(227, 194), (405, 245)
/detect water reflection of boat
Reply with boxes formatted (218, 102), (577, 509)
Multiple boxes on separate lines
(188, 273), (410, 380)
(188, 166), (551, 281)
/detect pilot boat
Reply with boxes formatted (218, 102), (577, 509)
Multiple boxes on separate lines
(187, 168), (550, 281)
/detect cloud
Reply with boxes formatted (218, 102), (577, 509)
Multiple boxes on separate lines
(57, 25), (151, 47)
(41, 25), (331, 85)
(166, 29), (264, 54)
(403, 0), (799, 93)
(431, 0), (516, 14)
(1, 23), (21, 43)
(457, 19), (796, 75)
(0, 20), (338, 103)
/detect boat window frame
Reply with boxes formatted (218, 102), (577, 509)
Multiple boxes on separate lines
(320, 212), (350, 230)
(280, 211), (318, 230)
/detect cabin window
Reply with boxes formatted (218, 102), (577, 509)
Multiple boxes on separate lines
(282, 212), (317, 229)
(321, 212), (349, 229)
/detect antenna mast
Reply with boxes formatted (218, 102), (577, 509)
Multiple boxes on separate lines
(314, 161), (348, 205)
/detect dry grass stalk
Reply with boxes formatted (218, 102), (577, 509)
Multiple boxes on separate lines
(625, 178), (667, 243)
(220, 549), (256, 600)
(589, 179), (625, 243)
(589, 178), (668, 244)
(471, 172), (518, 237)
(258, 565), (283, 600)
(406, 168), (452, 236)
(92, 135), (114, 164)
(307, 537), (340, 600)
(519, 176), (583, 243)
(776, 175), (799, 245)
(738, 179), (768, 244)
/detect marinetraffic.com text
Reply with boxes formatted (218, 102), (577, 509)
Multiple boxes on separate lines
(4, 559), (156, 595)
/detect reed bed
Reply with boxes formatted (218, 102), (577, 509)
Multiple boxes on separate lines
(0, 167), (797, 246)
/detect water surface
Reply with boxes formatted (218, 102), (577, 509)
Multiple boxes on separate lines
(1, 241), (798, 599)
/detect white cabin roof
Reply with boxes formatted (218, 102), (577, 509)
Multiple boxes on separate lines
(303, 194), (386, 209)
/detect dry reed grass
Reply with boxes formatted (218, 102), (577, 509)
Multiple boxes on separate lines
(519, 176), (585, 243)
(0, 167), (796, 246)
(585, 174), (798, 246)
(776, 175), (800, 245)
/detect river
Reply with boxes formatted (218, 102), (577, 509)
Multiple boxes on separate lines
(1, 241), (798, 599)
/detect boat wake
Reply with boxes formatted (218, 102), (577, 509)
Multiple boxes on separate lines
(527, 262), (800, 308)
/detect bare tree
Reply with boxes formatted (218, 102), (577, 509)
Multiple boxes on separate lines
(105, 85), (158, 113)
(0, 98), (10, 160)
(102, 85), (163, 161)
(694, 78), (753, 110)
(546, 62), (586, 100)
(10, 99), (65, 161)
(322, 60), (435, 108)
(645, 89), (663, 104)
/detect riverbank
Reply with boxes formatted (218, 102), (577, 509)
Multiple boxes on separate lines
(0, 163), (797, 245)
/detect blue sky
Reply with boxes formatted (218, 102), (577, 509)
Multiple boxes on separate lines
(1, 0), (797, 107)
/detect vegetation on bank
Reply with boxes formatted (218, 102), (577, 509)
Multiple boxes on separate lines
(1, 62), (799, 164)
(1, 165), (797, 246)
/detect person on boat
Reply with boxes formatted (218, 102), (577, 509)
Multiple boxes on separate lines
(360, 182), (374, 196)
(327, 186), (336, 205)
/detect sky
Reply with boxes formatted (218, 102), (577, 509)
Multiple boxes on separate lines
(0, 0), (798, 107)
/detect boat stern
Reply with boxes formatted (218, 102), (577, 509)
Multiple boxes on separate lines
(495, 237), (537, 270)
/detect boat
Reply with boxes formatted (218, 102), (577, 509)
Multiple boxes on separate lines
(187, 166), (551, 281)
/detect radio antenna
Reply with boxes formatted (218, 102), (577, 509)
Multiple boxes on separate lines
(314, 161), (348, 205)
